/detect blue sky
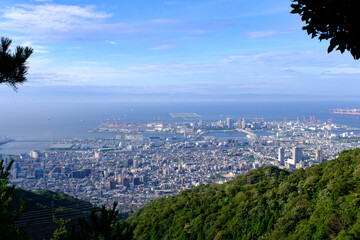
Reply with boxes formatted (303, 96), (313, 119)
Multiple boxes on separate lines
(0, 0), (359, 102)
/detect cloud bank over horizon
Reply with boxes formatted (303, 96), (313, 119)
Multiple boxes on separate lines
(0, 0), (359, 101)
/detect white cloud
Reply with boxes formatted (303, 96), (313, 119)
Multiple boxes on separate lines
(0, 4), (114, 40)
(28, 65), (129, 86)
(0, 4), (221, 42)
(73, 61), (105, 65)
(20, 41), (48, 53)
(126, 50), (360, 84)
(244, 30), (290, 39)
(325, 67), (360, 74)
(33, 49), (48, 53)
(150, 44), (177, 50)
(164, 1), (181, 6)
(320, 75), (345, 79)
(106, 41), (117, 45)
(219, 50), (336, 67)
(23, 48), (360, 97)
(2, 4), (111, 30)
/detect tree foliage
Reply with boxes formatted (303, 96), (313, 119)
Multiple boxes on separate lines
(123, 149), (360, 239)
(5, 149), (360, 239)
(51, 216), (71, 240)
(0, 159), (27, 240)
(291, 0), (360, 59)
(49, 202), (133, 240)
(76, 202), (121, 240)
(0, 37), (33, 90)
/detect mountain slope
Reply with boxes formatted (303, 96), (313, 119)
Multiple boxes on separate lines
(12, 190), (95, 240)
(126, 149), (360, 240)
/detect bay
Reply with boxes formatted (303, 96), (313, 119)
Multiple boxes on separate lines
(0, 101), (360, 154)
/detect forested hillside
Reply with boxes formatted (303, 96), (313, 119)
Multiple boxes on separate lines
(12, 189), (95, 240)
(126, 149), (360, 240)
(4, 149), (360, 239)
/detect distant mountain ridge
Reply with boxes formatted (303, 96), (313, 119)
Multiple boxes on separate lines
(124, 149), (360, 239)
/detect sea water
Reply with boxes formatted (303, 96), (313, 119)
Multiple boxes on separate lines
(0, 101), (359, 154)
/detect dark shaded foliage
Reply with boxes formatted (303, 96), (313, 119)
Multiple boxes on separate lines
(12, 189), (95, 240)
(51, 202), (133, 240)
(0, 159), (27, 240)
(291, 0), (360, 59)
(0, 37), (33, 90)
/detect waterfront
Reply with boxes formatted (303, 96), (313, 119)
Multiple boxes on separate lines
(2, 101), (360, 154)
(5, 112), (360, 212)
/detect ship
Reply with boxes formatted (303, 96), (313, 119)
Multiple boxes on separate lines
(330, 108), (360, 115)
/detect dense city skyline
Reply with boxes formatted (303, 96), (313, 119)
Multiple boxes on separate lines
(10, 116), (356, 212)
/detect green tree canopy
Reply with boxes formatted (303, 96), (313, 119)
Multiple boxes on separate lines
(291, 0), (360, 59)
(0, 159), (27, 239)
(0, 37), (33, 90)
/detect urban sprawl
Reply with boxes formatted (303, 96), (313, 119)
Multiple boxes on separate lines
(4, 115), (360, 212)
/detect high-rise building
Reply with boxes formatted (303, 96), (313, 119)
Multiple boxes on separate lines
(315, 149), (322, 163)
(241, 118), (246, 129)
(292, 147), (303, 164)
(226, 117), (234, 128)
(278, 147), (285, 165)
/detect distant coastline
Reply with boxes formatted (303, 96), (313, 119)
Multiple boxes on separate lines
(1, 101), (360, 154)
